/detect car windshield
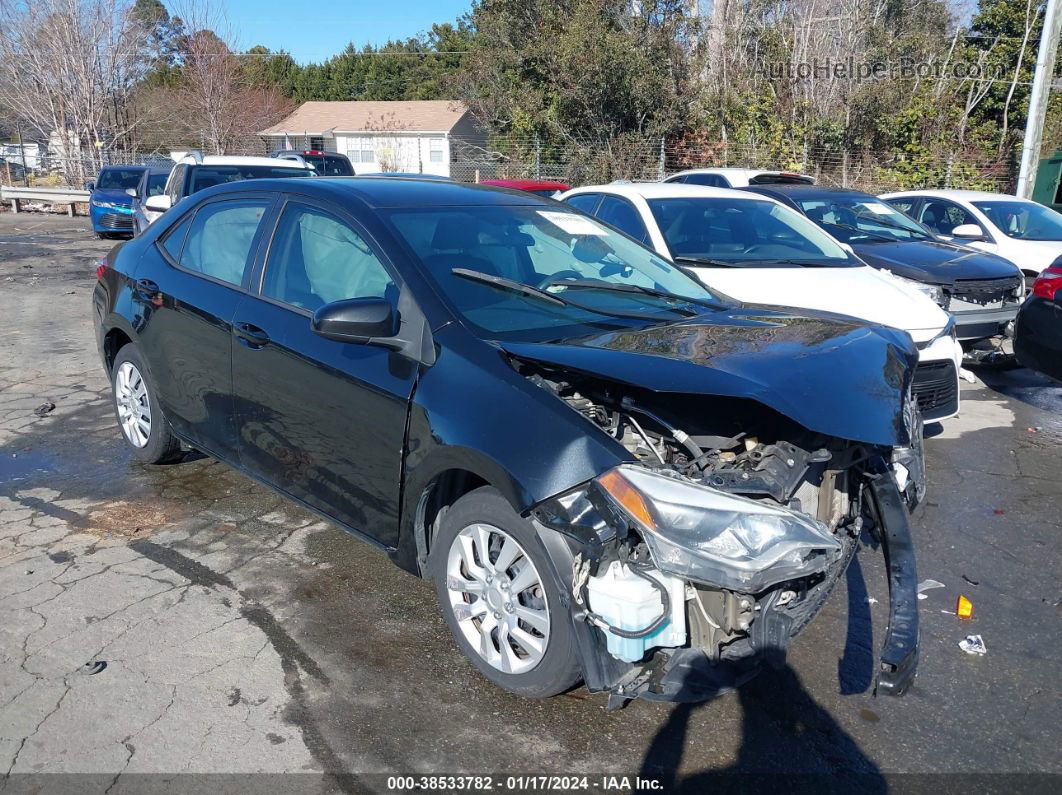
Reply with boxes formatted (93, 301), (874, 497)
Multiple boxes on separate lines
(96, 168), (143, 190)
(646, 197), (855, 266)
(798, 197), (933, 243)
(189, 165), (313, 194)
(302, 155), (354, 176)
(386, 205), (722, 342)
(146, 174), (168, 196)
(973, 200), (1062, 241)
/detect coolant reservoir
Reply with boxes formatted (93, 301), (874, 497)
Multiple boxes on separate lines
(586, 561), (687, 663)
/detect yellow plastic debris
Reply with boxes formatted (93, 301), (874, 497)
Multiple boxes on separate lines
(956, 594), (974, 619)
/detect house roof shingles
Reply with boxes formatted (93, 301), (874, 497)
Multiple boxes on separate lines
(260, 100), (470, 136)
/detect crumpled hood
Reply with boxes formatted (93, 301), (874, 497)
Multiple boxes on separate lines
(501, 306), (919, 447)
(854, 239), (1019, 284)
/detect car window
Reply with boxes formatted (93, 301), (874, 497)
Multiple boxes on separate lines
(885, 198), (917, 218)
(304, 155), (354, 176)
(919, 201), (979, 236)
(167, 165), (186, 204)
(96, 168), (143, 190)
(564, 193), (601, 214)
(647, 197), (852, 265)
(146, 174), (168, 197)
(680, 173), (729, 188)
(158, 212), (194, 262)
(189, 165), (313, 194)
(972, 200), (1062, 241)
(596, 196), (649, 243)
(263, 203), (394, 311)
(798, 197), (932, 243)
(179, 199), (270, 286)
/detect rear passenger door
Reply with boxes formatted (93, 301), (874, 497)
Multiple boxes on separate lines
(136, 192), (276, 461)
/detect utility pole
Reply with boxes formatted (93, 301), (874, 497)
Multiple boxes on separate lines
(1016, 0), (1062, 198)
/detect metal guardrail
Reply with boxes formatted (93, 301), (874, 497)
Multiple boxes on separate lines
(2, 185), (91, 216)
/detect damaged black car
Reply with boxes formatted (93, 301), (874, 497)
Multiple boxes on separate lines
(92, 178), (921, 704)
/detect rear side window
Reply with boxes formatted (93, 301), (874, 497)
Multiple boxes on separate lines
(886, 198), (917, 218)
(158, 212), (193, 261)
(179, 199), (271, 286)
(680, 173), (729, 188)
(564, 193), (601, 214)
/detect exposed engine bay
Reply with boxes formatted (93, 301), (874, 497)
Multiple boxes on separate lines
(518, 359), (922, 704)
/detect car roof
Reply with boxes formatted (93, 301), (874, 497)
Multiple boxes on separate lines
(565, 182), (772, 201)
(744, 184), (876, 200)
(667, 167), (814, 179)
(179, 155), (311, 169)
(196, 176), (555, 209)
(480, 179), (570, 190)
(880, 189), (1024, 202)
(100, 164), (148, 172)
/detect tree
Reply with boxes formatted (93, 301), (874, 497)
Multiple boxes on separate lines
(0, 0), (156, 183)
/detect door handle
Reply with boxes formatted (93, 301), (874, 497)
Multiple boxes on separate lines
(233, 321), (270, 348)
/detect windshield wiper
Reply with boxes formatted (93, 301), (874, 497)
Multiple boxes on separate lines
(673, 255), (744, 268)
(451, 268), (692, 320)
(540, 278), (715, 311)
(752, 258), (843, 267)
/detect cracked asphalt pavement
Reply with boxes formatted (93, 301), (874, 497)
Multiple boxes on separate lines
(1, 214), (1060, 792)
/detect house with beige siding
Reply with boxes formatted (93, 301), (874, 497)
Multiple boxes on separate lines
(259, 100), (486, 177)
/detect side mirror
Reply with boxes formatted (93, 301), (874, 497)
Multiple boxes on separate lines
(312, 298), (398, 344)
(125, 188), (138, 198)
(950, 223), (984, 241)
(86, 182), (95, 191)
(145, 195), (172, 213)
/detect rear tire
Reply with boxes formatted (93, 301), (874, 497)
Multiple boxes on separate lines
(430, 486), (582, 698)
(110, 344), (182, 464)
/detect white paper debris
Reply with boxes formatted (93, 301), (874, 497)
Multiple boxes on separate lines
(917, 579), (945, 594)
(959, 635), (986, 656)
(959, 367), (977, 383)
(866, 597), (878, 605)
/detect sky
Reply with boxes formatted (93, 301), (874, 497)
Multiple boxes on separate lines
(216, 0), (473, 64)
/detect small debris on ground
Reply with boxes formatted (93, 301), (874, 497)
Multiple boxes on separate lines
(917, 579), (945, 600)
(33, 400), (55, 416)
(993, 509), (1006, 515)
(961, 574), (980, 586)
(959, 635), (986, 656)
(958, 367), (977, 383)
(956, 595), (974, 619)
(80, 660), (107, 675)
(866, 597), (878, 605)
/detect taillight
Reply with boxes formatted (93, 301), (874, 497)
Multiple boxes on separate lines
(1031, 266), (1062, 301)
(94, 256), (109, 280)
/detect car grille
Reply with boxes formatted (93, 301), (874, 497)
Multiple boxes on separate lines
(911, 359), (958, 418)
(99, 213), (133, 229)
(945, 276), (1022, 310)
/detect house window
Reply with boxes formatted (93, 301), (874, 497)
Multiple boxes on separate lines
(309, 137), (325, 151)
(347, 139), (375, 164)
(429, 138), (444, 163)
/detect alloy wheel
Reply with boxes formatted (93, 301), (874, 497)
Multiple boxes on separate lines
(114, 361), (151, 448)
(445, 523), (551, 674)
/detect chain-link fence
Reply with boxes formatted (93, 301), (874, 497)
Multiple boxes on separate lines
(4, 132), (1015, 195)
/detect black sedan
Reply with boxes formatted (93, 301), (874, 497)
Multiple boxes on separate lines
(744, 185), (1025, 343)
(92, 178), (922, 703)
(1014, 264), (1062, 381)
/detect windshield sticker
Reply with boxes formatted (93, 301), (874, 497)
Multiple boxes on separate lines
(861, 203), (893, 215)
(538, 211), (608, 235)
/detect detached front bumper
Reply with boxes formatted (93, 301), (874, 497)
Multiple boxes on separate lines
(953, 304), (1020, 342)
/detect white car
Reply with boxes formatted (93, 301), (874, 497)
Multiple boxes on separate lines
(560, 182), (962, 421)
(135, 152), (315, 233)
(663, 168), (815, 188)
(881, 189), (1062, 282)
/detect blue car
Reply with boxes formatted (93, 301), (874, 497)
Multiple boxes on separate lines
(88, 166), (148, 238)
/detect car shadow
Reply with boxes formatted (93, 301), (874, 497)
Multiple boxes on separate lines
(637, 653), (885, 792)
(973, 365), (1062, 414)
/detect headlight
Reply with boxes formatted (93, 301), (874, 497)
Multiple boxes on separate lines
(595, 466), (842, 592)
(890, 272), (946, 307)
(91, 199), (116, 208)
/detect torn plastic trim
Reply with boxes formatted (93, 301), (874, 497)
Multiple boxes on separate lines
(867, 473), (920, 696)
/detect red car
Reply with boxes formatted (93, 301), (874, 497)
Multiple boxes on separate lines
(479, 179), (570, 198)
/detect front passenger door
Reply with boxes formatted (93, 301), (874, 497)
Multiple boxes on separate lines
(231, 199), (416, 544)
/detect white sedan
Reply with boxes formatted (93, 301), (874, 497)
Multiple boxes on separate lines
(880, 189), (1062, 282)
(560, 182), (962, 421)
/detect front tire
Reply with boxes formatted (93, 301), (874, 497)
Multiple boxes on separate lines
(430, 487), (582, 698)
(111, 345), (182, 464)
